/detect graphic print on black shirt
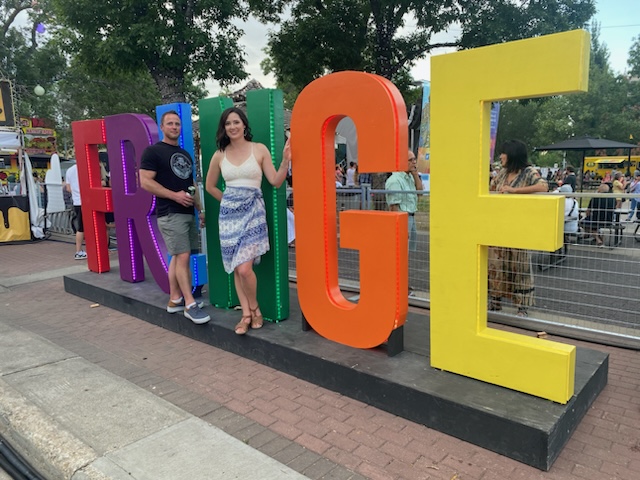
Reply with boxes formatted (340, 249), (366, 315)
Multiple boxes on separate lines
(171, 152), (193, 180)
(140, 141), (195, 217)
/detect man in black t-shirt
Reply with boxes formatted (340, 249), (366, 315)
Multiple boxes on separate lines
(140, 110), (210, 324)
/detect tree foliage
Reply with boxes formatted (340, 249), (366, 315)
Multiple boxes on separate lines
(53, 60), (163, 155)
(626, 37), (640, 129)
(457, 0), (595, 48)
(1, 1), (165, 154)
(628, 35), (640, 78)
(264, 0), (596, 99)
(52, 0), (288, 103)
(1, 0), (66, 119)
(264, 0), (370, 92)
(496, 26), (640, 166)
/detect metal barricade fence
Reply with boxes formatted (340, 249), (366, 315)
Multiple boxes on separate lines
(286, 186), (640, 349)
(44, 184), (75, 235)
(47, 209), (75, 235)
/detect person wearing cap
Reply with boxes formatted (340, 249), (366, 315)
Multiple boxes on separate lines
(625, 170), (640, 222)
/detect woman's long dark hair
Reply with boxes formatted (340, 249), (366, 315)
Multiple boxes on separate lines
(500, 140), (530, 173)
(216, 107), (253, 151)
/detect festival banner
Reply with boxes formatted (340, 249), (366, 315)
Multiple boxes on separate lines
(489, 102), (501, 161)
(417, 82), (430, 174)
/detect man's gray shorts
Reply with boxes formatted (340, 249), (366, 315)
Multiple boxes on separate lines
(157, 213), (198, 255)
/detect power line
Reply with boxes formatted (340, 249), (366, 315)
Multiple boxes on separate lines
(600, 24), (640, 29)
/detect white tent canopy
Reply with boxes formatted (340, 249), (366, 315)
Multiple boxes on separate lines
(0, 129), (21, 152)
(335, 117), (358, 164)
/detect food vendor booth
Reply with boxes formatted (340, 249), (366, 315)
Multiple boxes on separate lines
(0, 133), (31, 241)
(0, 126), (58, 242)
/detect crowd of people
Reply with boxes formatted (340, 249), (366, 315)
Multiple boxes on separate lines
(488, 141), (640, 316)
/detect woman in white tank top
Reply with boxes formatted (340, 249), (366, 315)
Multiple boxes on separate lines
(205, 107), (291, 335)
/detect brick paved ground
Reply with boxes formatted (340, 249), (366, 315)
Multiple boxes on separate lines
(2, 237), (640, 479)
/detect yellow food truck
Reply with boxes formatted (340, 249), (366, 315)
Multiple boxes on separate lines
(583, 156), (640, 179)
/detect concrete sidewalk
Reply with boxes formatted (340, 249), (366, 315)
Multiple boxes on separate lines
(0, 238), (307, 479)
(0, 320), (305, 479)
(2, 236), (640, 479)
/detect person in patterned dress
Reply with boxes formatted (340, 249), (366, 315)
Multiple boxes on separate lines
(488, 140), (548, 317)
(205, 107), (291, 335)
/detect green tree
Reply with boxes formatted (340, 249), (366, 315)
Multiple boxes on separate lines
(2, 1), (168, 155)
(265, 0), (595, 193)
(628, 35), (640, 78)
(494, 100), (541, 160)
(534, 25), (633, 145)
(54, 59), (163, 156)
(52, 0), (288, 104)
(624, 37), (640, 147)
(1, 0), (66, 119)
(264, 0), (457, 93)
(496, 24), (639, 168)
(457, 0), (595, 48)
(1, 1), (31, 39)
(260, 56), (303, 110)
(265, 0), (595, 93)
(57, 62), (161, 121)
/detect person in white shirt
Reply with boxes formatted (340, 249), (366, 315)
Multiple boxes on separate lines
(65, 164), (86, 260)
(346, 162), (357, 187)
(558, 184), (579, 234)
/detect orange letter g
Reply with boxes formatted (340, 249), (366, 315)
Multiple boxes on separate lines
(290, 71), (409, 348)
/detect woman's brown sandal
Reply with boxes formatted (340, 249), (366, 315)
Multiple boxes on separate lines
(249, 307), (264, 329)
(235, 315), (251, 335)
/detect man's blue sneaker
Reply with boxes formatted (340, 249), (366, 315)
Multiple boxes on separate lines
(167, 298), (204, 313)
(184, 304), (210, 324)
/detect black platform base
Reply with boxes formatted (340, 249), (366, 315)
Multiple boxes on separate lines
(64, 270), (608, 471)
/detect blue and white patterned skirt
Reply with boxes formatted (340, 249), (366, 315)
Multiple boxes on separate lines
(219, 186), (269, 273)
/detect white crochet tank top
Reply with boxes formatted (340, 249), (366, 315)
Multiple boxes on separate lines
(221, 145), (262, 189)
